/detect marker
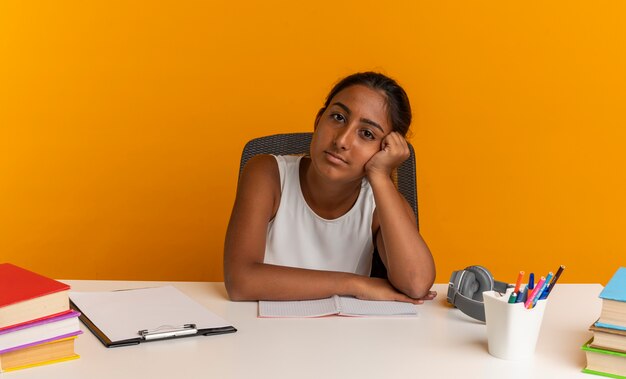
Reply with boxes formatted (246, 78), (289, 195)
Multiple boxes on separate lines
(513, 271), (524, 294)
(525, 276), (545, 309)
(541, 265), (565, 299)
(531, 272), (553, 308)
(528, 273), (535, 291)
(508, 271), (524, 303)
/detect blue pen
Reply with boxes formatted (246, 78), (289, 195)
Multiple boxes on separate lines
(532, 272), (553, 308)
(516, 285), (528, 303)
(528, 273), (535, 291)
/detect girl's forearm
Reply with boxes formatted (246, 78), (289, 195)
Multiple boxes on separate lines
(368, 173), (436, 298)
(226, 262), (363, 301)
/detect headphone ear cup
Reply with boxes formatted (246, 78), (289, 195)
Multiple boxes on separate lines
(459, 271), (478, 298)
(447, 270), (463, 306)
(466, 265), (494, 301)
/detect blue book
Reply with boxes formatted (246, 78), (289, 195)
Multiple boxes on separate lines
(600, 267), (626, 302)
(597, 268), (626, 330)
(595, 321), (626, 332)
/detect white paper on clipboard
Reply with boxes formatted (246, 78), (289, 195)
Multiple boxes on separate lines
(69, 285), (233, 344)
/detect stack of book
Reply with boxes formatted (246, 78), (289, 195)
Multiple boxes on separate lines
(582, 267), (626, 378)
(0, 263), (81, 373)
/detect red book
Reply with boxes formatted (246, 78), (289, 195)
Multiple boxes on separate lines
(0, 263), (70, 329)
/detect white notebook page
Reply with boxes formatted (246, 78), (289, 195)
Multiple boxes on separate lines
(259, 296), (417, 318)
(338, 297), (417, 316)
(259, 297), (338, 317)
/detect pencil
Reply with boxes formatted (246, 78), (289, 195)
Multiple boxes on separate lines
(508, 271), (524, 303)
(513, 271), (525, 294)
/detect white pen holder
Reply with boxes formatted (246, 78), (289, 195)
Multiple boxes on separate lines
(483, 290), (548, 361)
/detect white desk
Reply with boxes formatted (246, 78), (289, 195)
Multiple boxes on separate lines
(6, 282), (602, 379)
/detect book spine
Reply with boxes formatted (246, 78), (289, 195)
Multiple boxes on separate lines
(2, 354), (80, 373)
(0, 331), (82, 355)
(333, 295), (342, 313)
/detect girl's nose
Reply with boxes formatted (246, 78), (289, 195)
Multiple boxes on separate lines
(333, 127), (354, 150)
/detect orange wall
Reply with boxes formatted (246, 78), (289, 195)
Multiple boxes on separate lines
(1, 1), (624, 284)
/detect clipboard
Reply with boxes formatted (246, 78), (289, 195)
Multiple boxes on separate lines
(69, 285), (236, 348)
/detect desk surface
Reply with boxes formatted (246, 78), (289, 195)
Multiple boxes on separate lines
(6, 281), (601, 379)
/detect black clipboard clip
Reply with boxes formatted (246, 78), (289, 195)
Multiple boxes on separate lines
(138, 324), (198, 341)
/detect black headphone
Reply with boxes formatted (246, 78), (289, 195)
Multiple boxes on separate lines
(446, 265), (511, 322)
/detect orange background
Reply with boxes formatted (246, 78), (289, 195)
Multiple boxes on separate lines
(1, 1), (624, 284)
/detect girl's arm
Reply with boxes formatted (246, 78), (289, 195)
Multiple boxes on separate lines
(223, 155), (424, 303)
(366, 133), (436, 299)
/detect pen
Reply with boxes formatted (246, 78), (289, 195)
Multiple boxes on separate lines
(531, 272), (553, 308)
(541, 265), (565, 299)
(525, 276), (545, 309)
(528, 273), (535, 291)
(516, 285), (528, 303)
(508, 292), (518, 304)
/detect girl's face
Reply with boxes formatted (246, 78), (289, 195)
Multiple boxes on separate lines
(310, 84), (392, 183)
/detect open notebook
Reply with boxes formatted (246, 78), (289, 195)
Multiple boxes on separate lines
(259, 295), (417, 318)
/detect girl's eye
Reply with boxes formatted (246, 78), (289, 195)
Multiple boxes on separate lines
(360, 129), (375, 140)
(331, 113), (345, 122)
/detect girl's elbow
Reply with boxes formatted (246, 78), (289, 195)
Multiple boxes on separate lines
(224, 275), (251, 301)
(407, 282), (433, 299)
(225, 283), (242, 301)
(404, 271), (436, 299)
(224, 261), (264, 301)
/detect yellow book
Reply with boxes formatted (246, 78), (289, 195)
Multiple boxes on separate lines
(0, 336), (79, 372)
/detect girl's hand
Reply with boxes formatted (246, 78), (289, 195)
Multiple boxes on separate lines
(417, 290), (437, 301)
(355, 277), (437, 305)
(365, 132), (410, 179)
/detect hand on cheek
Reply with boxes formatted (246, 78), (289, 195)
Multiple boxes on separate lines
(365, 132), (410, 178)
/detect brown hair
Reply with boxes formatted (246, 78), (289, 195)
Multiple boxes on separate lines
(317, 72), (412, 136)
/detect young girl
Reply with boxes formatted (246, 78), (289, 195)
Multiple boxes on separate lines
(224, 72), (436, 304)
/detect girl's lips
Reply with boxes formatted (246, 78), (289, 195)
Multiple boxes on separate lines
(324, 151), (348, 165)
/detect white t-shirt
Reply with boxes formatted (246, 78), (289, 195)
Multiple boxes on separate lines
(263, 155), (376, 275)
